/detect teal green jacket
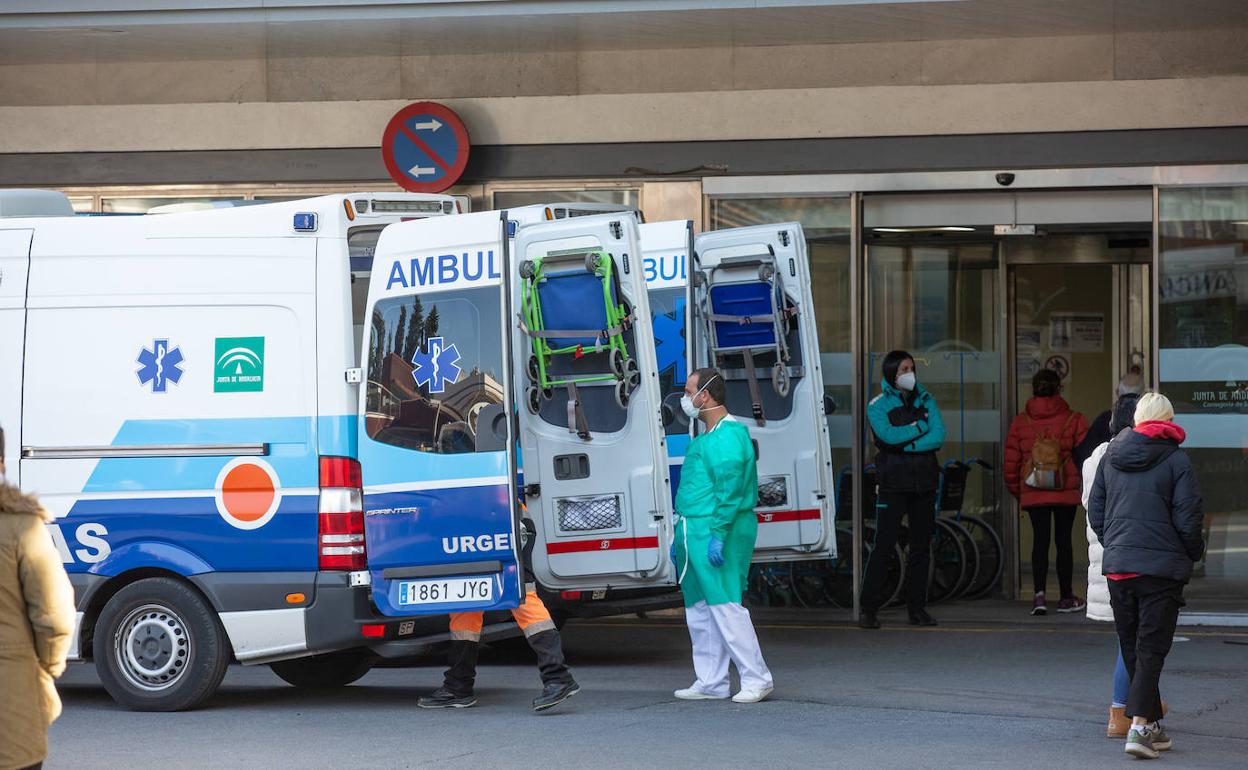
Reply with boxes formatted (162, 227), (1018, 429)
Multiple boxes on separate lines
(868, 378), (946, 453)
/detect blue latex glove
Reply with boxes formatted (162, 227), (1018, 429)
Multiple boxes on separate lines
(707, 537), (725, 567)
(670, 542), (678, 570)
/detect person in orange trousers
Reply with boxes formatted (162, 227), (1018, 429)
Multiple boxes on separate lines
(418, 586), (580, 712)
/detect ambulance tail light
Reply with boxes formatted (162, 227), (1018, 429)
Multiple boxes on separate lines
(319, 456), (366, 571)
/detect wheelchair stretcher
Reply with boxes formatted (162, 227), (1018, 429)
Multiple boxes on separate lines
(694, 250), (797, 425)
(518, 247), (640, 439)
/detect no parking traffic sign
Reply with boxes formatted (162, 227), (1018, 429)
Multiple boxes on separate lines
(381, 102), (470, 193)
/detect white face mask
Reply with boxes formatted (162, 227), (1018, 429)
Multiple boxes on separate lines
(681, 376), (720, 419)
(896, 371), (917, 392)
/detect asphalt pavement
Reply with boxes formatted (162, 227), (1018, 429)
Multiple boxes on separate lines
(46, 603), (1248, 769)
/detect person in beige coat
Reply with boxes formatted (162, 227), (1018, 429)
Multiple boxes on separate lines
(1, 434), (77, 770)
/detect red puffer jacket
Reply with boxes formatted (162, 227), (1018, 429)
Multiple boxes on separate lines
(1005, 395), (1089, 509)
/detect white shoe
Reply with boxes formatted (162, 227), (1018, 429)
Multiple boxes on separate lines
(731, 686), (773, 704)
(675, 686), (728, 700)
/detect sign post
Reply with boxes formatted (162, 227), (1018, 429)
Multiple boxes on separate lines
(381, 102), (471, 193)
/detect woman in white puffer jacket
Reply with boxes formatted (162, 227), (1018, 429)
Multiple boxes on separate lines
(1082, 392), (1138, 739)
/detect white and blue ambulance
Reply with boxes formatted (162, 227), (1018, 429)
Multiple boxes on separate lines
(0, 191), (679, 711)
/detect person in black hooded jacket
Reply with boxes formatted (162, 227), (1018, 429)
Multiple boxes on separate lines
(1088, 392), (1204, 759)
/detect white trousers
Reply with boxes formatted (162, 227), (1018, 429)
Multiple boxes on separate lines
(685, 600), (773, 696)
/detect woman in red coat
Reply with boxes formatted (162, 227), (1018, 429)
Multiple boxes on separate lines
(1006, 369), (1089, 616)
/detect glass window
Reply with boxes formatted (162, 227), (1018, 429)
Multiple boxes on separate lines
(648, 286), (689, 435)
(100, 196), (245, 214)
(1159, 185), (1248, 609)
(492, 189), (638, 210)
(365, 288), (505, 454)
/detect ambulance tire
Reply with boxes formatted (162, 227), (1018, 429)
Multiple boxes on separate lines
(94, 577), (230, 712)
(270, 649), (377, 690)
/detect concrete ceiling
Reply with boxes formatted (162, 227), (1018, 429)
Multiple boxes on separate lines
(1, 0), (1246, 64)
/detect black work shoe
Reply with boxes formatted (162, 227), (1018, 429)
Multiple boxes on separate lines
(908, 609), (938, 627)
(418, 687), (477, 709)
(858, 611), (880, 629)
(533, 681), (580, 712)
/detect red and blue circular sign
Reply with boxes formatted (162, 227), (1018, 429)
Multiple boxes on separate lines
(381, 102), (471, 193)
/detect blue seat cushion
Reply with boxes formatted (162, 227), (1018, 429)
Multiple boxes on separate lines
(537, 270), (614, 348)
(710, 282), (776, 349)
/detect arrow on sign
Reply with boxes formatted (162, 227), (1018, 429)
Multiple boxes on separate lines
(413, 119), (442, 132)
(408, 165), (438, 177)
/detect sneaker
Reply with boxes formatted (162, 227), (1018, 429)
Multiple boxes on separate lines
(1031, 593), (1048, 616)
(675, 685), (728, 700)
(1150, 722), (1173, 752)
(1057, 595), (1087, 613)
(418, 687), (477, 709)
(858, 611), (880, 630)
(908, 609), (937, 627)
(1125, 724), (1167, 759)
(731, 686), (773, 704)
(533, 681), (580, 712)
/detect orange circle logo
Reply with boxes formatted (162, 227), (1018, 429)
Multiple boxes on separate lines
(215, 458), (281, 530)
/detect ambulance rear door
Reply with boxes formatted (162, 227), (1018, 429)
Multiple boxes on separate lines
(690, 222), (836, 561)
(512, 213), (676, 591)
(639, 219), (694, 496)
(0, 229), (31, 479)
(358, 210), (523, 616)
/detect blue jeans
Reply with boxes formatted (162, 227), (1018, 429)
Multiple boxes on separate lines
(1113, 645), (1130, 707)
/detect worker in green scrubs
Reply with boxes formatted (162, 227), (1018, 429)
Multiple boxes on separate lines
(671, 367), (774, 704)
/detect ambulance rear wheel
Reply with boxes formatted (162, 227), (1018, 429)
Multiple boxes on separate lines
(93, 577), (230, 712)
(270, 649), (377, 689)
(771, 363), (791, 397)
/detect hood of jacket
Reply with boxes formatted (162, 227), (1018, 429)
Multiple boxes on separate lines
(1108, 422), (1184, 473)
(0, 482), (50, 521)
(1024, 394), (1071, 421)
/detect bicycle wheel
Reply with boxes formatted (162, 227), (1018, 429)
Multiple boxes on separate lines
(927, 519), (967, 604)
(941, 516), (980, 601)
(958, 515), (1004, 599)
(790, 559), (835, 608)
(747, 562), (794, 607)
(823, 527), (855, 608)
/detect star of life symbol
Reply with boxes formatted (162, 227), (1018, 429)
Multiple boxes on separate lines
(137, 338), (185, 393)
(412, 336), (462, 394)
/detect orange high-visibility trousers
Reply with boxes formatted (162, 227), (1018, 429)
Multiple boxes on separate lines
(449, 590), (556, 642)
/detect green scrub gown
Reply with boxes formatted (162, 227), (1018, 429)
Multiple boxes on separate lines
(673, 417), (759, 607)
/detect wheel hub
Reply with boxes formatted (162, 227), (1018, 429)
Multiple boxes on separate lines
(115, 604), (191, 692)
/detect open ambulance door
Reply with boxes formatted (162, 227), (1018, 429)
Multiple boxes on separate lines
(357, 210), (523, 616)
(511, 212), (676, 591)
(690, 222), (837, 562)
(639, 219), (695, 495)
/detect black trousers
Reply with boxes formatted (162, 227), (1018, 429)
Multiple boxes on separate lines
(443, 630), (574, 695)
(862, 490), (936, 613)
(1108, 575), (1185, 722)
(1026, 505), (1077, 596)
